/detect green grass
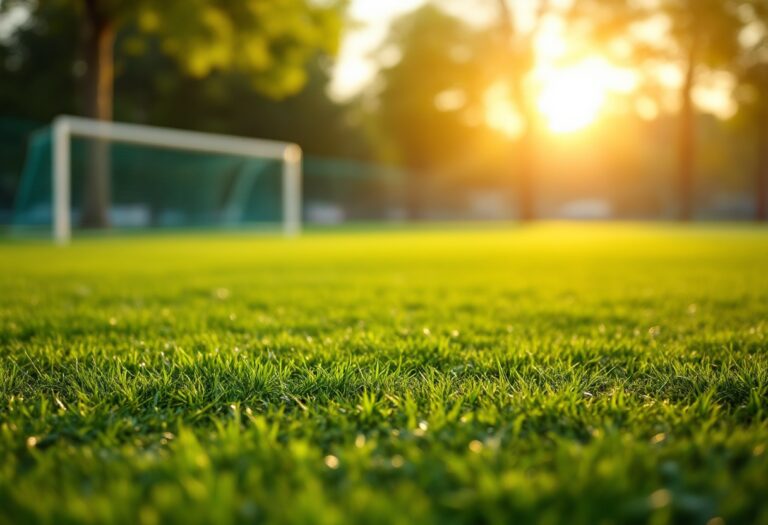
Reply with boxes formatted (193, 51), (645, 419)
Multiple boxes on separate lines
(1, 224), (767, 525)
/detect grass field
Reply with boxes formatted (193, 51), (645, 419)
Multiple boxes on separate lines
(1, 225), (767, 525)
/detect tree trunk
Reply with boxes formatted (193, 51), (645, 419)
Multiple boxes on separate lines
(496, 0), (536, 222)
(506, 55), (537, 222)
(516, 100), (536, 222)
(406, 168), (427, 221)
(81, 0), (114, 228)
(677, 44), (697, 222)
(756, 104), (768, 222)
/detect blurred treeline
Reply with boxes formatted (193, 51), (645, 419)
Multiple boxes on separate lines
(1, 0), (766, 221)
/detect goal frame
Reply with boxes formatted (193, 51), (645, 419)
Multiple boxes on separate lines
(51, 115), (302, 244)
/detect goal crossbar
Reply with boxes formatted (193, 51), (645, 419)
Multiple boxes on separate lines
(51, 115), (302, 244)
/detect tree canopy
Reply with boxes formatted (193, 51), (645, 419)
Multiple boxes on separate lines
(24, 0), (344, 99)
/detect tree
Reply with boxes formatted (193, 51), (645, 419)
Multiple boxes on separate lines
(370, 2), (566, 221)
(664, 1), (743, 220)
(737, 0), (768, 221)
(574, 0), (743, 220)
(370, 6), (496, 218)
(116, 54), (373, 159)
(0, 2), (80, 120)
(494, 0), (556, 221)
(2, 0), (343, 226)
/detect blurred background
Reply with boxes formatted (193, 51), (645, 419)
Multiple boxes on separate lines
(0, 0), (767, 230)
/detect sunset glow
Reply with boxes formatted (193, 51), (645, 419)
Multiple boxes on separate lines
(536, 57), (637, 134)
(484, 56), (638, 137)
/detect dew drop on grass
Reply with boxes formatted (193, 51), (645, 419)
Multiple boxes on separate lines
(649, 489), (671, 508)
(391, 455), (405, 468)
(468, 440), (483, 453)
(324, 455), (339, 469)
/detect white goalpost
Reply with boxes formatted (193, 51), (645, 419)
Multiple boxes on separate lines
(51, 115), (302, 244)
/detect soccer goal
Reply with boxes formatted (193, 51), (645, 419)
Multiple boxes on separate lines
(34, 115), (302, 244)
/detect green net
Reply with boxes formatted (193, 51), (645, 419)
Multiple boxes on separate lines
(10, 124), (409, 232)
(0, 118), (41, 223)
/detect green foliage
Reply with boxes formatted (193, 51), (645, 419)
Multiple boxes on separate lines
(369, 5), (508, 182)
(0, 2), (80, 120)
(0, 5), (369, 174)
(569, 0), (746, 89)
(13, 0), (343, 100)
(1, 226), (767, 524)
(735, 2), (768, 107)
(130, 0), (343, 98)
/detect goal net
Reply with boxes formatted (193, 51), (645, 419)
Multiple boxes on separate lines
(12, 116), (301, 243)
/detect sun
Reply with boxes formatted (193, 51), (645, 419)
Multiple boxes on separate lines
(483, 20), (639, 138)
(536, 63), (606, 133)
(535, 57), (637, 134)
(484, 57), (637, 138)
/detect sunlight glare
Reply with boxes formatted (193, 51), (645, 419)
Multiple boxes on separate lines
(536, 57), (636, 134)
